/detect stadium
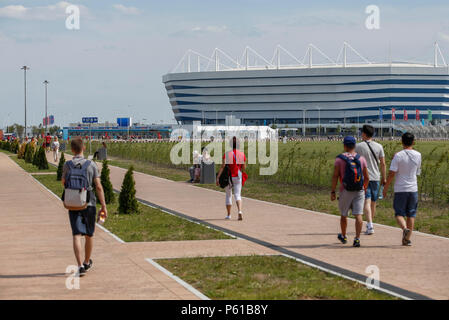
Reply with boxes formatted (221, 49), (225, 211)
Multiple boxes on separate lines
(163, 43), (449, 135)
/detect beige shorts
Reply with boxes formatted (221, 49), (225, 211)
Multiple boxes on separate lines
(338, 189), (365, 217)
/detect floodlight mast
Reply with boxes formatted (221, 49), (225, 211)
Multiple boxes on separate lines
(21, 66), (30, 138)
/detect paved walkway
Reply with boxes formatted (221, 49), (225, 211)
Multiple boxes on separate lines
(47, 153), (449, 300)
(0, 153), (272, 300)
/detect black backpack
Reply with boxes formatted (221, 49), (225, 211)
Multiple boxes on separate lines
(218, 165), (232, 189)
(337, 154), (364, 191)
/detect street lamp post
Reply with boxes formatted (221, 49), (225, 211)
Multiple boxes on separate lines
(21, 66), (30, 138)
(315, 107), (321, 138)
(43, 80), (49, 134)
(303, 109), (306, 137)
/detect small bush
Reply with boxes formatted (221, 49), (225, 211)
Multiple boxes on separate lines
(57, 152), (65, 181)
(37, 147), (49, 170)
(24, 143), (34, 163)
(100, 160), (115, 204)
(118, 166), (139, 214)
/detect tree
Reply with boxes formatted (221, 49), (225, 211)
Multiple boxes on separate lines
(118, 166), (139, 214)
(12, 123), (24, 138)
(57, 152), (65, 181)
(37, 147), (49, 170)
(48, 126), (61, 136)
(100, 160), (115, 204)
(24, 143), (34, 163)
(32, 146), (40, 166)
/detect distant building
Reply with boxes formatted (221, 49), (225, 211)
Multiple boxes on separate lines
(163, 44), (449, 135)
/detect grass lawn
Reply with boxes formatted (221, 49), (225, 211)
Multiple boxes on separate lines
(157, 255), (397, 300)
(9, 154), (56, 173)
(91, 156), (449, 238)
(31, 174), (231, 242)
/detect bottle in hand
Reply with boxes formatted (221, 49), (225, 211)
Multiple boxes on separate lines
(98, 209), (106, 225)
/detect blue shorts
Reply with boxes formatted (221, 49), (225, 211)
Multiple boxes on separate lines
(68, 206), (97, 237)
(365, 181), (380, 202)
(393, 192), (418, 218)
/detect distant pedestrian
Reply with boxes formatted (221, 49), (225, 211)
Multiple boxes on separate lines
(355, 125), (386, 235)
(216, 136), (247, 221)
(45, 133), (51, 152)
(383, 132), (421, 246)
(331, 136), (370, 247)
(61, 138), (108, 276)
(52, 136), (60, 162)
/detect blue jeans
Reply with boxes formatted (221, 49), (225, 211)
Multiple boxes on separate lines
(393, 192), (418, 218)
(365, 181), (380, 202)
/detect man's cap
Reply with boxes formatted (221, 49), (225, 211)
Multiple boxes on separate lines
(343, 136), (356, 146)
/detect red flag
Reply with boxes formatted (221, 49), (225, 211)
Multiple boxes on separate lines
(404, 109), (408, 121)
(392, 108), (396, 121)
(416, 109), (420, 120)
(157, 132), (161, 140)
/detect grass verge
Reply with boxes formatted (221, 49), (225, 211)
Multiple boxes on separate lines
(157, 255), (397, 300)
(94, 156), (449, 238)
(31, 174), (231, 242)
(9, 153), (56, 173)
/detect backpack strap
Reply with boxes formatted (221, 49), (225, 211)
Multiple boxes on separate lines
(337, 154), (350, 163)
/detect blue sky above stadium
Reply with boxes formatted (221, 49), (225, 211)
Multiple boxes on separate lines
(1, 0), (449, 126)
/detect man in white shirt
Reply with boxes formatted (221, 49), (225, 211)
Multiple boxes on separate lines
(383, 132), (422, 246)
(355, 125), (386, 235)
(52, 136), (60, 162)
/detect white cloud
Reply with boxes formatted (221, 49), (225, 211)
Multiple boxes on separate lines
(0, 2), (88, 21)
(438, 32), (449, 43)
(192, 25), (228, 33)
(112, 4), (140, 15)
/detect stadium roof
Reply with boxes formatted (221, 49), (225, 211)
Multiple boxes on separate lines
(171, 42), (448, 73)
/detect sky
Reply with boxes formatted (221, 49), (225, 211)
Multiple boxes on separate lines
(1, 0), (449, 128)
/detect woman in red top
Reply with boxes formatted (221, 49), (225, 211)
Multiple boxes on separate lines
(216, 137), (247, 221)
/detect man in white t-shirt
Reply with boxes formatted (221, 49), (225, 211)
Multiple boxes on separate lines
(355, 125), (386, 235)
(52, 136), (60, 162)
(383, 132), (421, 246)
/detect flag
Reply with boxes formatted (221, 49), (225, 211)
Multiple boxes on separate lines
(404, 109), (408, 121)
(421, 118), (425, 126)
(379, 108), (383, 121)
(428, 109), (432, 121)
(416, 109), (420, 121)
(391, 108), (396, 121)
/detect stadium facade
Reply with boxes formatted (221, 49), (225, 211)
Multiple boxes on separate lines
(163, 44), (449, 133)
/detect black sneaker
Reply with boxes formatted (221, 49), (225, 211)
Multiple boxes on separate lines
(402, 228), (411, 245)
(403, 240), (412, 246)
(338, 233), (347, 244)
(78, 266), (86, 277)
(353, 238), (361, 247)
(83, 259), (93, 272)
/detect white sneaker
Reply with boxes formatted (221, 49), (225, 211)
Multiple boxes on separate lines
(225, 215), (231, 220)
(365, 227), (374, 235)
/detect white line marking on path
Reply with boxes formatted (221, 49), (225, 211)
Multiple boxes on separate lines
(145, 258), (210, 300)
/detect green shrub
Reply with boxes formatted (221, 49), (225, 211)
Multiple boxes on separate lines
(32, 147), (40, 166)
(118, 166), (139, 214)
(10, 140), (19, 153)
(37, 147), (49, 170)
(57, 152), (65, 181)
(100, 160), (115, 204)
(24, 143), (34, 163)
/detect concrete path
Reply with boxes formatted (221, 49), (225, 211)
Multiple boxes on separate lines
(0, 153), (272, 300)
(47, 153), (449, 300)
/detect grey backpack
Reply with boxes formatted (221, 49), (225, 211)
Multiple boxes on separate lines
(63, 160), (91, 211)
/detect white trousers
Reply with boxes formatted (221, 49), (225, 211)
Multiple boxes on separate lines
(225, 173), (242, 206)
(53, 149), (59, 162)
